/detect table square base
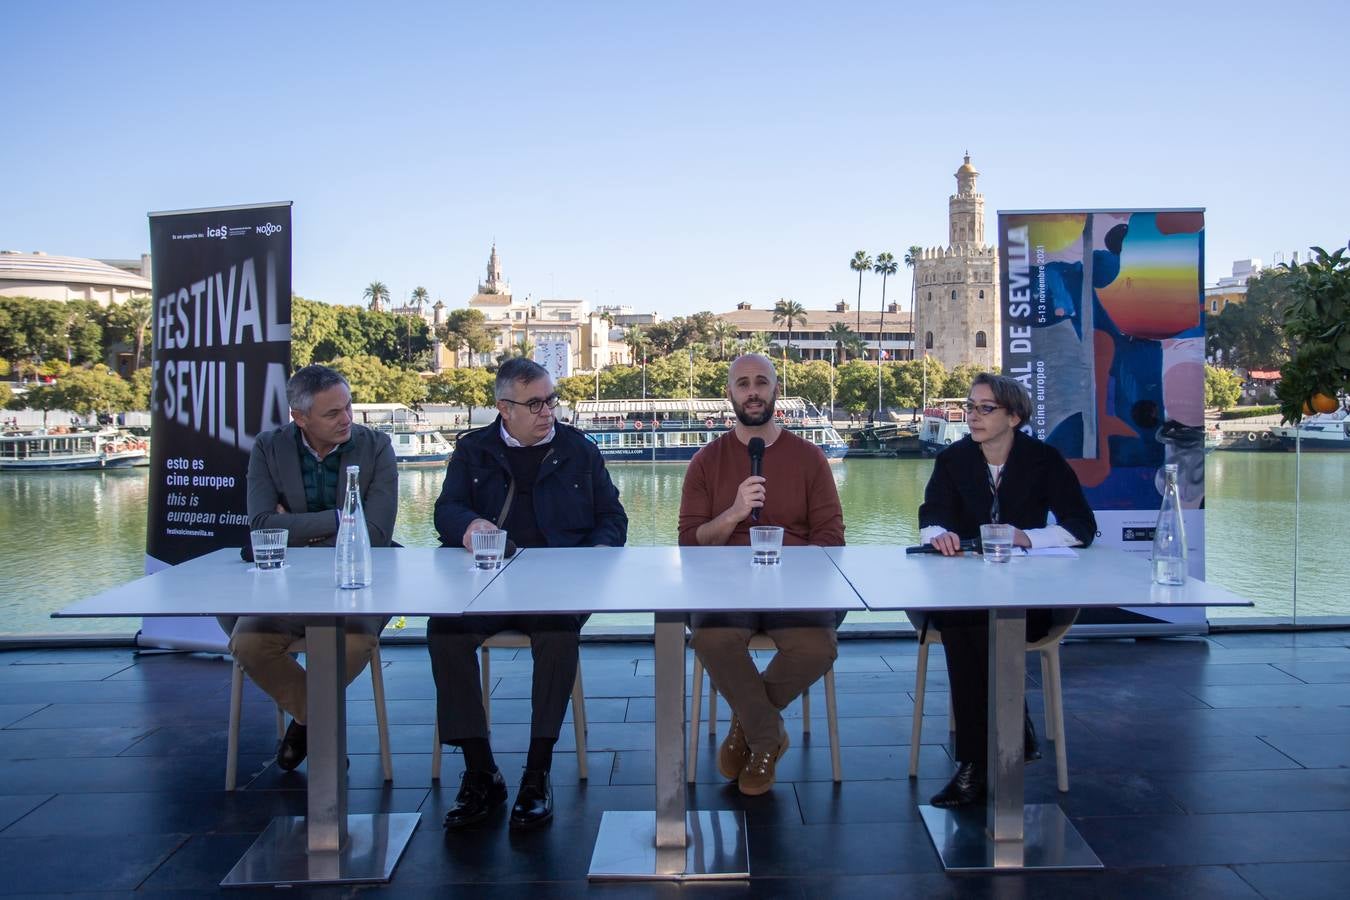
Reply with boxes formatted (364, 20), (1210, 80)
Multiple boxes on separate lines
(919, 803), (1103, 872)
(221, 813), (420, 887)
(588, 810), (749, 881)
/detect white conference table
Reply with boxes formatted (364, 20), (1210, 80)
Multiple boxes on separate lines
(466, 545), (864, 881)
(53, 546), (507, 888)
(824, 545), (1253, 873)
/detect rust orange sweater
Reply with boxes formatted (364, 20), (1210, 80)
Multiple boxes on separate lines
(678, 428), (844, 547)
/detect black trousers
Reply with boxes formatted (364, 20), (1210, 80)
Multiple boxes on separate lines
(427, 614), (586, 745)
(929, 609), (1053, 764)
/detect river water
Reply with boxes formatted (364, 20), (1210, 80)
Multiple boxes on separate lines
(3, 453), (1345, 635)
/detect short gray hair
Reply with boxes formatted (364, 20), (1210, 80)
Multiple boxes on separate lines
(495, 357), (550, 401)
(287, 365), (349, 414)
(971, 372), (1032, 425)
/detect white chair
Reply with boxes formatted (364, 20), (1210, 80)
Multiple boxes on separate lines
(226, 640), (392, 790)
(907, 609), (1075, 792)
(431, 630), (589, 781)
(688, 632), (842, 783)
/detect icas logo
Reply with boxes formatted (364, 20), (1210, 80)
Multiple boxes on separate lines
(206, 225), (228, 240)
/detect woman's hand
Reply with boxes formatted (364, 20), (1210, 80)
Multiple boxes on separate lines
(930, 531), (964, 556)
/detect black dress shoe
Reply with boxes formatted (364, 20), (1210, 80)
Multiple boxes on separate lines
(509, 769), (553, 830)
(1024, 710), (1042, 762)
(276, 719), (307, 771)
(443, 769), (507, 829)
(930, 762), (986, 808)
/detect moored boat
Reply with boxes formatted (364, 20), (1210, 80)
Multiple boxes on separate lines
(917, 399), (970, 456)
(0, 427), (148, 470)
(351, 403), (454, 465)
(1273, 413), (1350, 452)
(571, 397), (848, 462)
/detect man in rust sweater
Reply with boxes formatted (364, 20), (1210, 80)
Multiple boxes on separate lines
(678, 354), (845, 796)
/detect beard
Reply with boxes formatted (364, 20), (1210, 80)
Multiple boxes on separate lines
(732, 394), (776, 426)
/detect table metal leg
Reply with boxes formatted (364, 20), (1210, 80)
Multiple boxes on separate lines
(917, 607), (1101, 873)
(222, 614), (420, 887)
(588, 612), (749, 880)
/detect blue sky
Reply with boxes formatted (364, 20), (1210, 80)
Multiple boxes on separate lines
(4, 1), (1345, 318)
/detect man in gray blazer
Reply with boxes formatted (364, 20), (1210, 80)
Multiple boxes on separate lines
(222, 364), (397, 772)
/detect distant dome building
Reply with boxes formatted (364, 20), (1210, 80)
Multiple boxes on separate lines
(0, 251), (152, 305)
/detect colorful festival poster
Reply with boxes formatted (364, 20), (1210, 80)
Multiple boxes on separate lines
(999, 209), (1206, 627)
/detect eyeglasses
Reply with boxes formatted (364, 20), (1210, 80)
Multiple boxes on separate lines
(501, 393), (560, 415)
(962, 401), (1004, 416)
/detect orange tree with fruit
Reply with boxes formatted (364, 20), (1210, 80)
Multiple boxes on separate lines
(1275, 243), (1349, 423)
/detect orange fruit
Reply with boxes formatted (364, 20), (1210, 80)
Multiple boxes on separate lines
(1303, 401), (1314, 415)
(1311, 392), (1339, 414)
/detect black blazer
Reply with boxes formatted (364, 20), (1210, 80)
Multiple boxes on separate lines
(918, 430), (1097, 546)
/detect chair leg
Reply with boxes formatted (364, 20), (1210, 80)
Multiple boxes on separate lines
(1038, 652), (1056, 741)
(707, 682), (718, 736)
(572, 667), (588, 781)
(431, 721), (442, 781)
(687, 657), (705, 783)
(801, 684), (812, 735)
(275, 702), (285, 739)
(480, 646), (492, 729)
(370, 645), (393, 782)
(226, 660), (244, 791)
(824, 667), (841, 783)
(1047, 647), (1069, 793)
(909, 642), (929, 778)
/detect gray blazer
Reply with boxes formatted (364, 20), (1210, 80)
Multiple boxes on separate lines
(246, 422), (398, 547)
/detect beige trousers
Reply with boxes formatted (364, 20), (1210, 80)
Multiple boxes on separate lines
(690, 620), (839, 753)
(222, 615), (383, 724)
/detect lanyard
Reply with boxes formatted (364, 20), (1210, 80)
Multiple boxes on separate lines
(987, 464), (1002, 524)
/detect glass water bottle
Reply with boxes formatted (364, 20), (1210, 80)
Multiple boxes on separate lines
(335, 465), (372, 589)
(1151, 463), (1187, 586)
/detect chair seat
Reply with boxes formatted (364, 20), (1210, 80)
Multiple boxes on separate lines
(226, 639), (392, 791)
(431, 629), (589, 782)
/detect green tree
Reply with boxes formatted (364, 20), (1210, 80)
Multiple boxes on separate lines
(1205, 268), (1295, 371)
(710, 320), (739, 360)
(556, 373), (596, 405)
(427, 366), (493, 422)
(940, 363), (981, 399)
(784, 359), (833, 409)
(825, 322), (857, 363)
(329, 354), (427, 406)
(441, 308), (492, 367)
(622, 326), (648, 364)
(0, 296), (72, 372)
(1204, 365), (1243, 410)
(290, 296), (338, 367)
(771, 298), (807, 359)
(363, 281), (391, 312)
(904, 244), (922, 360)
(50, 365), (133, 416)
(849, 250), (872, 334)
(98, 294), (153, 371)
(1274, 243), (1350, 422)
(128, 367), (153, 410)
(410, 286), (429, 309)
(872, 252), (898, 409)
(835, 359), (878, 414)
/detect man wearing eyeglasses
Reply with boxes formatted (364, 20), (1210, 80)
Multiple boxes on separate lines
(428, 357), (627, 833)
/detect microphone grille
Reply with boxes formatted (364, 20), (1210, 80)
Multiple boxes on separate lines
(747, 437), (765, 457)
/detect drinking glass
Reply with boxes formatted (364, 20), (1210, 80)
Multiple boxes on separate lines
(749, 525), (784, 566)
(471, 528), (508, 570)
(980, 524), (1013, 564)
(250, 528), (288, 571)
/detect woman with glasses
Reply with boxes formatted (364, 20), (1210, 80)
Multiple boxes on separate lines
(917, 372), (1096, 808)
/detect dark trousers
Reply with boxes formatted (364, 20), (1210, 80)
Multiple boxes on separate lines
(427, 614), (586, 746)
(930, 609), (1052, 763)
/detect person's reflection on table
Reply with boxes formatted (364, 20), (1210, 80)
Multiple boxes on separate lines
(916, 373), (1095, 808)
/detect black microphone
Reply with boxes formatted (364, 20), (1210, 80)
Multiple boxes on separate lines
(906, 538), (981, 555)
(747, 437), (765, 522)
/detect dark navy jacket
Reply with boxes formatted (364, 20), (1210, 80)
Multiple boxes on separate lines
(918, 430), (1097, 546)
(434, 417), (628, 549)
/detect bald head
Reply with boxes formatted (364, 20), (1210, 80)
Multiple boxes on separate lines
(727, 353), (778, 388)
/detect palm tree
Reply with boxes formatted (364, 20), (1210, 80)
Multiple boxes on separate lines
(710, 320), (739, 360)
(363, 281), (391, 312)
(904, 245), (922, 363)
(772, 298), (807, 358)
(410, 286), (429, 309)
(849, 250), (872, 334)
(825, 322), (856, 364)
(873, 252), (898, 414)
(621, 326), (648, 365)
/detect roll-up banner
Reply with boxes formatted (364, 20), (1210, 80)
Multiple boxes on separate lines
(139, 202), (293, 651)
(998, 209), (1207, 631)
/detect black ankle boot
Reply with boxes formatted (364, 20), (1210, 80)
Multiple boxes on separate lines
(1024, 710), (1042, 762)
(930, 761), (986, 808)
